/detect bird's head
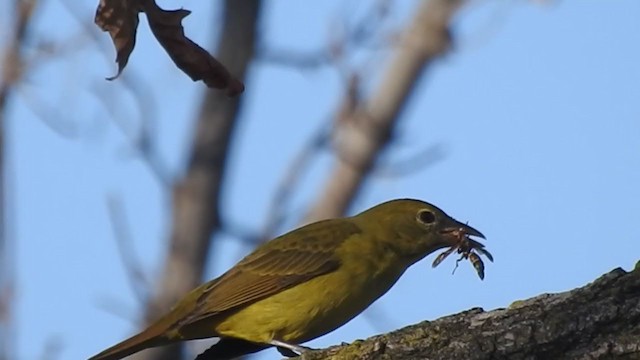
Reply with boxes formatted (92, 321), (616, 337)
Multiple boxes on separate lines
(355, 199), (486, 264)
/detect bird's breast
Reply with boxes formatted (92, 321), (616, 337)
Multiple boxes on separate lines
(213, 236), (407, 345)
(289, 252), (405, 342)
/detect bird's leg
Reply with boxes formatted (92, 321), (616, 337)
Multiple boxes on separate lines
(270, 339), (314, 357)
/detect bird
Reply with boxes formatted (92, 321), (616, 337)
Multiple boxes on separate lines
(89, 198), (488, 360)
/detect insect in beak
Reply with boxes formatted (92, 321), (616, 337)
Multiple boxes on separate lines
(433, 222), (493, 280)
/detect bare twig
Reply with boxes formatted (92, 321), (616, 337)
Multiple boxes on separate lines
(106, 194), (149, 303)
(218, 219), (261, 247)
(90, 79), (170, 186)
(260, 122), (330, 241)
(257, 47), (333, 70)
(306, 0), (465, 222)
(257, 0), (393, 72)
(256, 0), (396, 74)
(373, 143), (445, 178)
(13, 84), (78, 138)
(342, 0), (392, 47)
(94, 297), (137, 323)
(2, 0), (94, 139)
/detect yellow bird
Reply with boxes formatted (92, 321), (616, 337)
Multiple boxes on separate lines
(89, 198), (489, 359)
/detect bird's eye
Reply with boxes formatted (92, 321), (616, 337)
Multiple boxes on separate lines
(417, 209), (436, 224)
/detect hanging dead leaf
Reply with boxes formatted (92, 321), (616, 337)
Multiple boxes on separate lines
(94, 0), (141, 80)
(142, 0), (244, 96)
(94, 0), (245, 96)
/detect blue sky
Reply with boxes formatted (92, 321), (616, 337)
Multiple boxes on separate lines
(3, 0), (640, 359)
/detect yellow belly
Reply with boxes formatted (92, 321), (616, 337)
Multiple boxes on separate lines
(213, 249), (406, 344)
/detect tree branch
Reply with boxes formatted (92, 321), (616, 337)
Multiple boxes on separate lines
(297, 263), (640, 359)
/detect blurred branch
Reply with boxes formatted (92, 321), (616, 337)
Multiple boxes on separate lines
(0, 1), (38, 360)
(256, 0), (392, 72)
(218, 219), (261, 247)
(106, 194), (150, 303)
(95, 297), (137, 324)
(260, 71), (360, 240)
(13, 85), (78, 138)
(306, 0), (465, 222)
(0, 0), (35, 108)
(372, 143), (445, 178)
(345, 0), (392, 44)
(257, 47), (333, 70)
(133, 1), (262, 360)
(260, 123), (330, 241)
(93, 80), (170, 186)
(2, 0), (90, 140)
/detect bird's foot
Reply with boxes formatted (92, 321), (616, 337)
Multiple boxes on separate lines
(270, 340), (314, 357)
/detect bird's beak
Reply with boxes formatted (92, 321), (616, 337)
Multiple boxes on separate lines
(458, 221), (485, 239)
(439, 219), (486, 243)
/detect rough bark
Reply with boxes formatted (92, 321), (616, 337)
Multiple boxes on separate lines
(306, 0), (464, 222)
(296, 263), (640, 360)
(134, 1), (261, 360)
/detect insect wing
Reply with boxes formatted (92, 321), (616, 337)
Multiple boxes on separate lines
(469, 252), (485, 280)
(475, 247), (494, 262)
(432, 246), (455, 268)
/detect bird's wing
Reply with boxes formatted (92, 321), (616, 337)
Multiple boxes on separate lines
(173, 219), (362, 328)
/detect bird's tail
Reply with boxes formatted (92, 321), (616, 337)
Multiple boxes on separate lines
(88, 324), (168, 360)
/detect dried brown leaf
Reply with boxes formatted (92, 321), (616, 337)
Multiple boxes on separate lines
(94, 0), (141, 80)
(94, 0), (245, 96)
(142, 0), (244, 96)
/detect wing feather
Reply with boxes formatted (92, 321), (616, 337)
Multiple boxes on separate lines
(173, 219), (361, 329)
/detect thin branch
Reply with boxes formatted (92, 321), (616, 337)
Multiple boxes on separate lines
(306, 0), (465, 222)
(13, 84), (79, 137)
(218, 219), (261, 247)
(342, 0), (393, 47)
(256, 0), (393, 71)
(260, 122), (330, 241)
(94, 297), (138, 324)
(257, 47), (333, 70)
(106, 194), (150, 304)
(2, 0), (93, 139)
(90, 80), (171, 186)
(372, 143), (445, 178)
